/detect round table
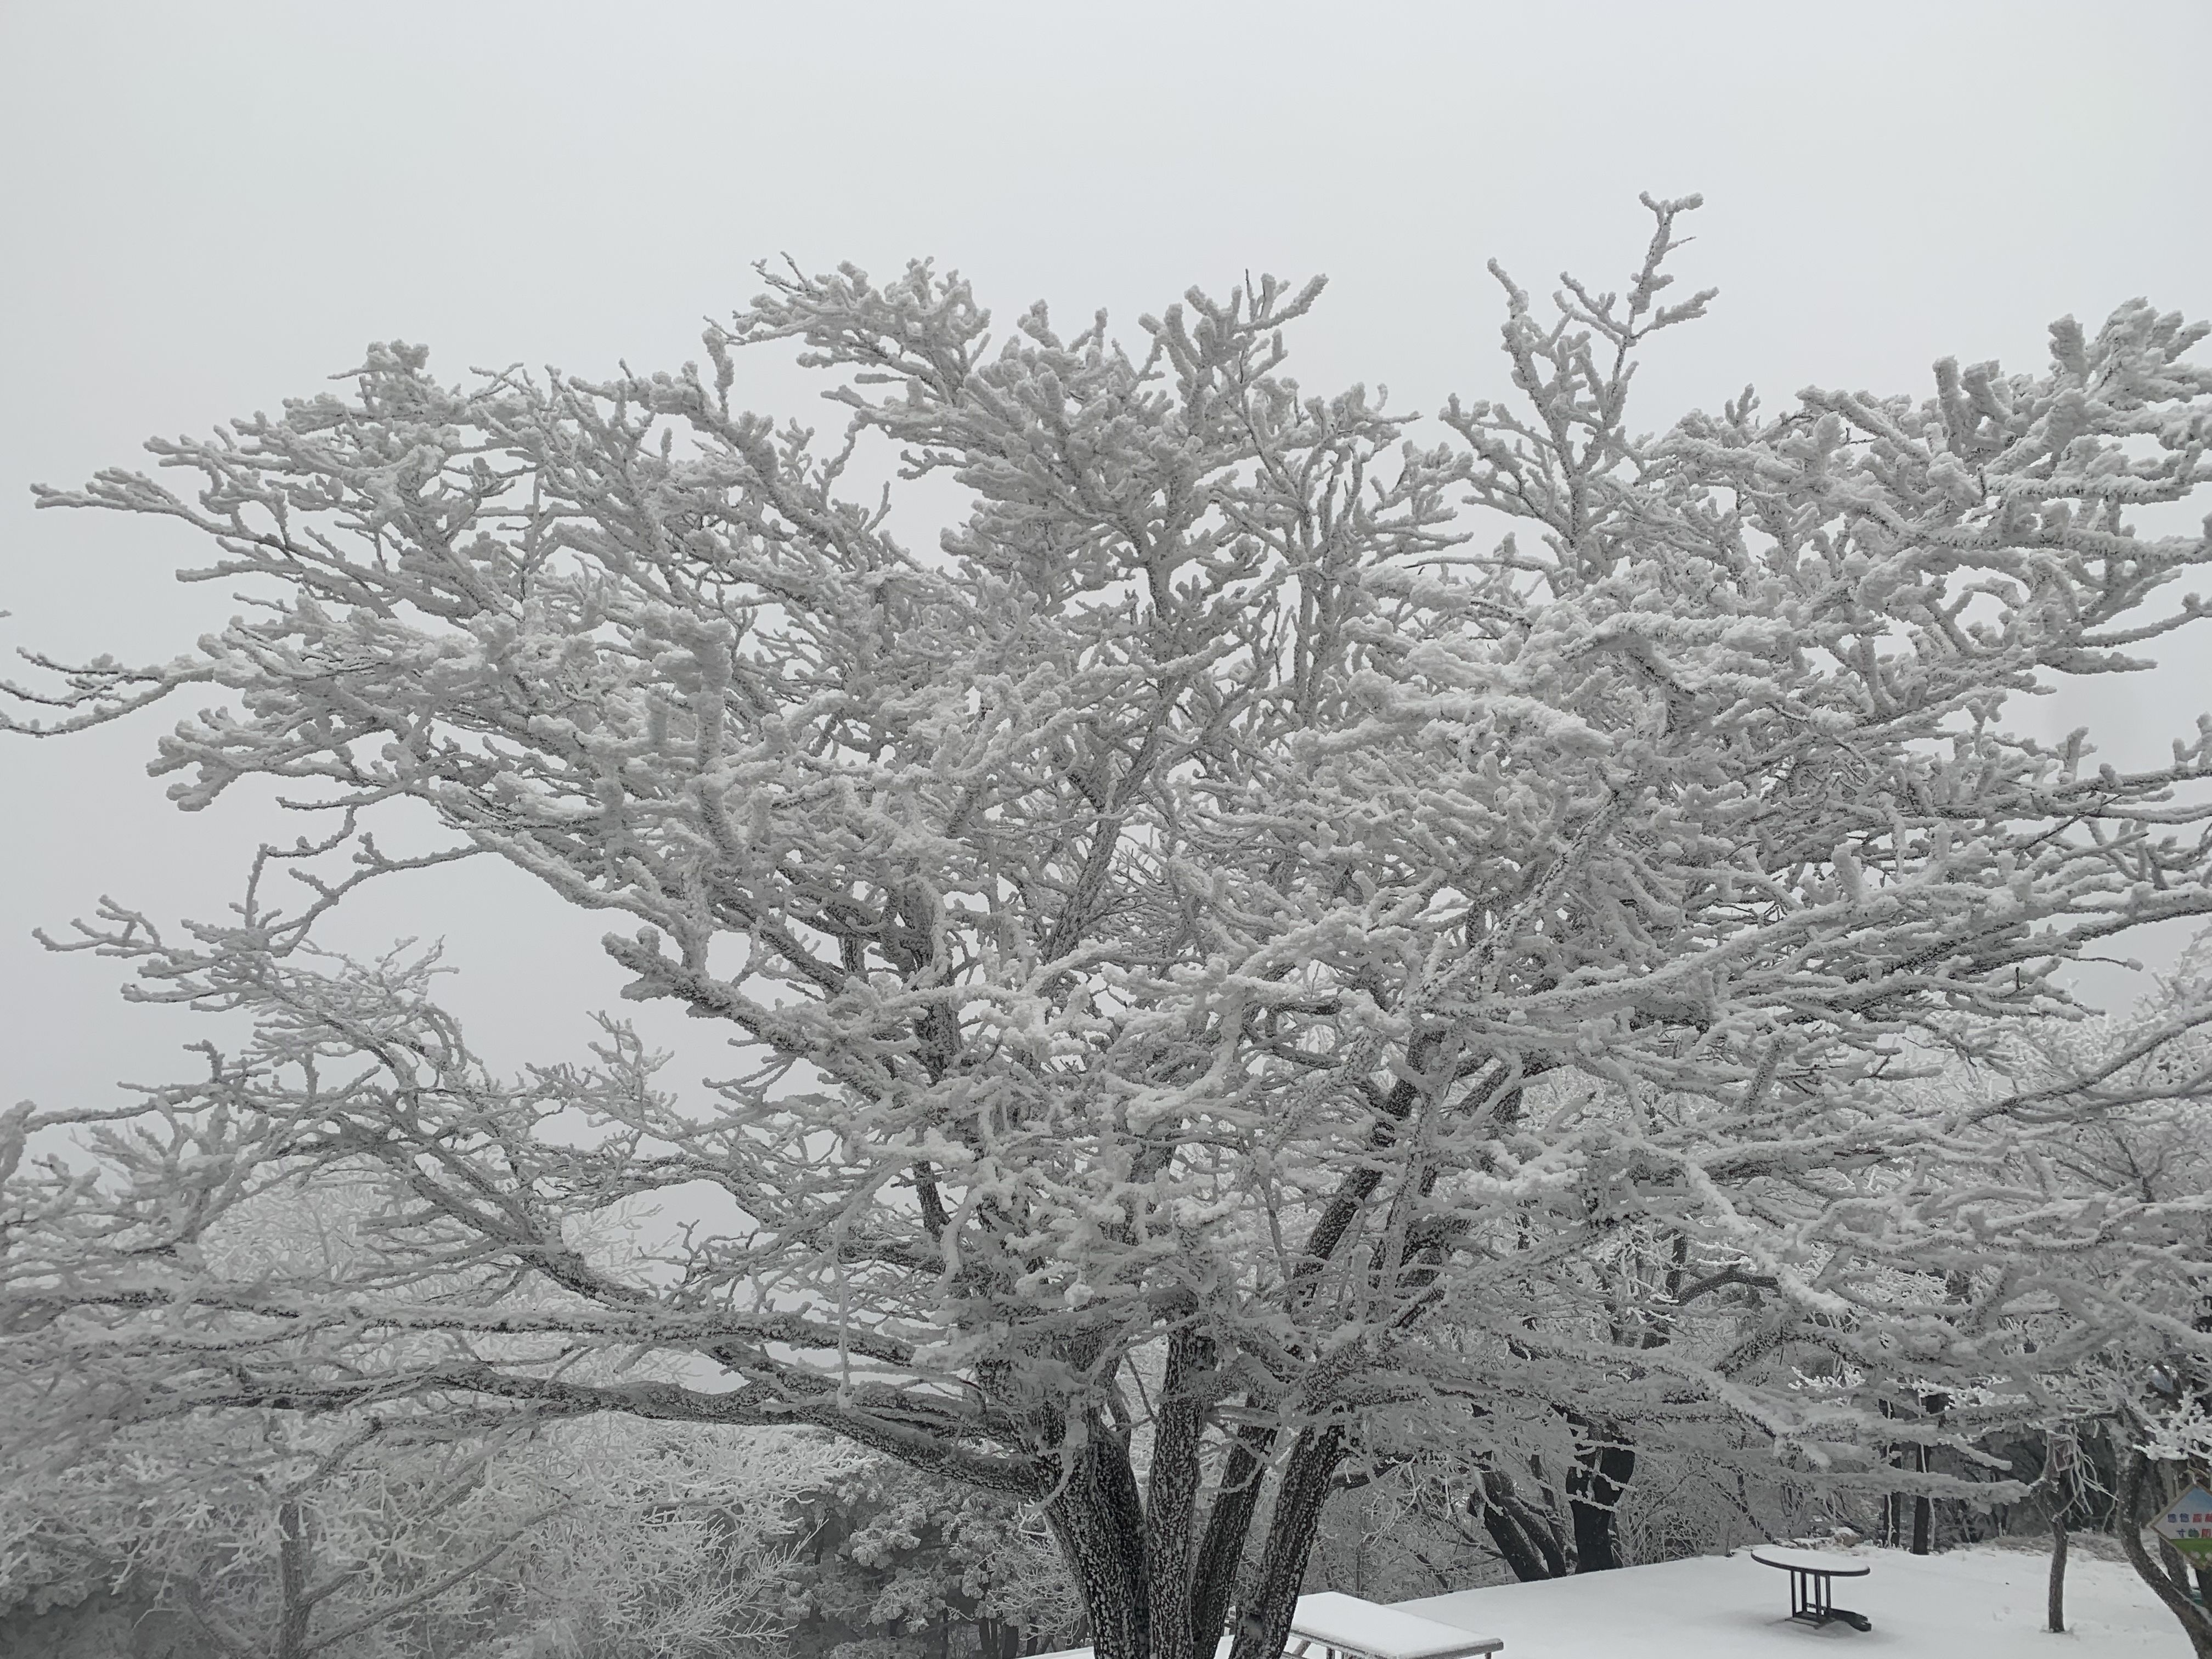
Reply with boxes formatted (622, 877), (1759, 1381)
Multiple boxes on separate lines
(1748, 1547), (1871, 1632)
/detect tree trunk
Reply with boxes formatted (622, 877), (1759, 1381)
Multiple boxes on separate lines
(2044, 1435), (2074, 1636)
(1045, 1401), (1345, 1659)
(2116, 1451), (2212, 1659)
(275, 1498), (313, 1659)
(1226, 1428), (1347, 1659)
(1910, 1442), (1932, 1556)
(2046, 1508), (2068, 1634)
(1566, 1435), (1636, 1572)
(1908, 1393), (1949, 1557)
(1044, 1421), (1150, 1659)
(1189, 1429), (1270, 1655)
(1144, 1332), (1212, 1659)
(1469, 1471), (1569, 1582)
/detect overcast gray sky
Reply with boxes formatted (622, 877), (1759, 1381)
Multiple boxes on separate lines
(5, 0), (2210, 1117)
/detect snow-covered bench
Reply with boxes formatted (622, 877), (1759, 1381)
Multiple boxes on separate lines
(1026, 1590), (1504, 1659)
(1283, 1591), (1505, 1659)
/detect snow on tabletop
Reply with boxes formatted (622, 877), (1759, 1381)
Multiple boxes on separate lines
(1288, 1590), (1504, 1658)
(1747, 1545), (1873, 1576)
(1392, 1544), (2185, 1657)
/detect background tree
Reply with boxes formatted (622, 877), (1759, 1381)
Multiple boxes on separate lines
(1304, 1428), (1818, 1599)
(772, 1453), (1082, 1659)
(7, 195), (2212, 1659)
(0, 1147), (856, 1659)
(0, 1407), (837, 1659)
(1971, 940), (2212, 1657)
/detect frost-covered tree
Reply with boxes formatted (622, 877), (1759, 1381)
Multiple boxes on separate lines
(7, 196), (2212, 1659)
(1968, 944), (2212, 1657)
(0, 1175), (852, 1659)
(0, 1407), (834, 1659)
(772, 1453), (1082, 1659)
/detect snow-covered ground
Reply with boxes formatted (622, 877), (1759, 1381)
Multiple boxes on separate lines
(1394, 1543), (2183, 1657)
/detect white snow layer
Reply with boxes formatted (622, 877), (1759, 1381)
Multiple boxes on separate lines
(1392, 1543), (2182, 1657)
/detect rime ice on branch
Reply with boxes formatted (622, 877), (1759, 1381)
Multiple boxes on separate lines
(7, 195), (2212, 1659)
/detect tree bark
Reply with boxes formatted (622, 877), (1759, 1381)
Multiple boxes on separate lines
(275, 1499), (313, 1659)
(1566, 1435), (1636, 1572)
(1188, 1427), (1271, 1656)
(2044, 1436), (2073, 1636)
(1904, 1437), (1932, 1556)
(1908, 1393), (1949, 1557)
(1226, 1429), (1347, 1659)
(1144, 1333), (1212, 1659)
(1043, 1421), (1150, 1659)
(1045, 1404), (1348, 1659)
(1469, 1471), (1569, 1582)
(2046, 1508), (2067, 1635)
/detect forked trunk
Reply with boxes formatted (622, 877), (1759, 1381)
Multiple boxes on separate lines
(1469, 1470), (1570, 1582)
(1225, 1429), (1347, 1659)
(1043, 1406), (1347, 1659)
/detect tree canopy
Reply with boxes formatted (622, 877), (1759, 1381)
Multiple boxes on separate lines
(7, 195), (2212, 1659)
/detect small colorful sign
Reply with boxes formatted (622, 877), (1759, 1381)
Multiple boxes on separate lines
(2153, 1486), (2212, 1562)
